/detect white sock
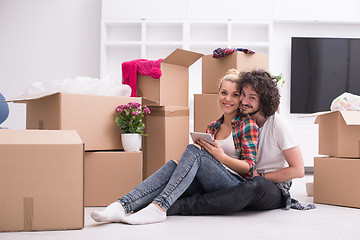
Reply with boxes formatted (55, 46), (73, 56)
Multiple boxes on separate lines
(122, 204), (166, 225)
(90, 201), (126, 223)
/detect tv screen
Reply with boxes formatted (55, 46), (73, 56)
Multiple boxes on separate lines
(291, 37), (360, 113)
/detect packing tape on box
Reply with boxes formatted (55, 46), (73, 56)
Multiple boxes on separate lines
(23, 197), (34, 231)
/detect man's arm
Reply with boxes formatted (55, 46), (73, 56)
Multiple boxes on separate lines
(260, 146), (305, 183)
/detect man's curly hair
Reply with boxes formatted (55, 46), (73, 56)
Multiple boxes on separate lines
(238, 69), (280, 118)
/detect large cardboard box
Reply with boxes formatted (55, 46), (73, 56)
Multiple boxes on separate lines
(202, 51), (268, 94)
(7, 92), (141, 151)
(314, 157), (360, 208)
(194, 94), (223, 132)
(84, 151), (143, 207)
(0, 130), (84, 232)
(137, 49), (203, 106)
(313, 111), (360, 158)
(143, 106), (189, 178)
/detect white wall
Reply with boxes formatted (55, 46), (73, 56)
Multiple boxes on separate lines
(0, 0), (101, 129)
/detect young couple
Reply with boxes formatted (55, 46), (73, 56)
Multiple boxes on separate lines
(91, 69), (311, 225)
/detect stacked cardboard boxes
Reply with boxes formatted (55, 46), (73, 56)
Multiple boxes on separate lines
(194, 51), (269, 132)
(139, 49), (203, 178)
(7, 93), (144, 209)
(313, 111), (360, 208)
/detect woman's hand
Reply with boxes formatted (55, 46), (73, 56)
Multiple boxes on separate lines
(196, 139), (227, 163)
(196, 139), (251, 175)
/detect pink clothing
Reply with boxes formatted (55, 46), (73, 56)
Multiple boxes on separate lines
(122, 59), (163, 97)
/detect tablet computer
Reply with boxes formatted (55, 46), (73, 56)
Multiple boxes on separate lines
(190, 132), (215, 146)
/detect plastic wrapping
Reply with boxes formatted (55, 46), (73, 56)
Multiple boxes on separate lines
(330, 92), (360, 111)
(23, 76), (131, 97)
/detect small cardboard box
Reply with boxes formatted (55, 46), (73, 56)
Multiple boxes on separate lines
(313, 111), (360, 158)
(202, 51), (268, 94)
(314, 157), (360, 208)
(0, 130), (84, 232)
(7, 92), (142, 151)
(143, 106), (189, 178)
(194, 94), (223, 132)
(84, 151), (143, 207)
(137, 49), (203, 106)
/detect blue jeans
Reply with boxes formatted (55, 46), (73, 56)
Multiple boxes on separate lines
(118, 144), (243, 213)
(167, 176), (286, 215)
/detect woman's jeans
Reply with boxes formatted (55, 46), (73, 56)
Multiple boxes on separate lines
(118, 144), (243, 213)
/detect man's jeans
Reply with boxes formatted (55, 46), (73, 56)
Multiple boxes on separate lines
(168, 176), (285, 215)
(118, 144), (243, 213)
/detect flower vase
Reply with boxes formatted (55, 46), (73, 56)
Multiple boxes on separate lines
(121, 133), (142, 152)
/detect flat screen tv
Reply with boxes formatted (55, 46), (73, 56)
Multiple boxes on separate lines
(291, 37), (360, 113)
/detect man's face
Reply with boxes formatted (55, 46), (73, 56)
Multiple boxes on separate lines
(239, 84), (260, 115)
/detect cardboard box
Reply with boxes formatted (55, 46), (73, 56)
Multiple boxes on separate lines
(0, 130), (84, 232)
(7, 92), (141, 151)
(137, 49), (203, 106)
(202, 51), (268, 94)
(194, 94), (223, 132)
(143, 106), (189, 178)
(84, 151), (143, 207)
(313, 111), (360, 158)
(314, 157), (360, 208)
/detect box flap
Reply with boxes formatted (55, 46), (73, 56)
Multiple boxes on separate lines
(0, 129), (83, 145)
(340, 111), (360, 125)
(5, 92), (60, 103)
(149, 106), (189, 117)
(308, 111), (360, 125)
(162, 49), (203, 67)
(300, 111), (331, 124)
(302, 111), (331, 118)
(141, 97), (159, 106)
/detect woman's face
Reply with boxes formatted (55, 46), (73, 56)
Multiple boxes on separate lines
(218, 80), (240, 115)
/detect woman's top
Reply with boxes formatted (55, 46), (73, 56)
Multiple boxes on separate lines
(216, 132), (240, 176)
(206, 113), (258, 179)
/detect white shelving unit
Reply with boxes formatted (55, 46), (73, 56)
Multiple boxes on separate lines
(100, 19), (272, 81)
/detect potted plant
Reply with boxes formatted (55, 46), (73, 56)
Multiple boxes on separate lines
(115, 102), (151, 152)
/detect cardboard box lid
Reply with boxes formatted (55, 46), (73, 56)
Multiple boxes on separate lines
(141, 97), (159, 106)
(311, 111), (360, 126)
(148, 106), (189, 117)
(0, 129), (83, 145)
(5, 92), (60, 103)
(6, 92), (139, 104)
(162, 48), (203, 67)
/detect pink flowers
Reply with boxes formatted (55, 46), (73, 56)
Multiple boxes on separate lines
(115, 102), (151, 135)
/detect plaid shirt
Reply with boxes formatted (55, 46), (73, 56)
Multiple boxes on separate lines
(206, 113), (258, 179)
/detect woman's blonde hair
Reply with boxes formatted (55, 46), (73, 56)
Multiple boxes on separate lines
(218, 68), (240, 91)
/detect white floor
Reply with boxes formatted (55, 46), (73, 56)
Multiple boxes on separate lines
(1, 174), (360, 240)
